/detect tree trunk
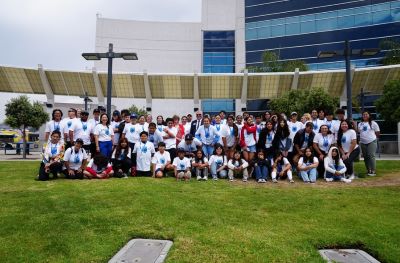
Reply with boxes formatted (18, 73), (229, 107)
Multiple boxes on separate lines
(22, 126), (27, 159)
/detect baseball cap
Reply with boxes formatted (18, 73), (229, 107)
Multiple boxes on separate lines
(177, 148), (185, 153)
(75, 138), (84, 144)
(113, 110), (120, 116)
(185, 134), (193, 141)
(80, 110), (89, 116)
(130, 113), (137, 119)
(291, 112), (298, 116)
(93, 108), (100, 114)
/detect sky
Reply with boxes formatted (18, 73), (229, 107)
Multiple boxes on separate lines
(0, 0), (202, 71)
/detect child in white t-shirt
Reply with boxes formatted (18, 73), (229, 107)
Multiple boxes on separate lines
(172, 148), (192, 181)
(271, 151), (293, 183)
(192, 149), (209, 181)
(297, 147), (319, 183)
(227, 151), (249, 182)
(152, 142), (172, 178)
(208, 144), (228, 180)
(133, 131), (156, 177)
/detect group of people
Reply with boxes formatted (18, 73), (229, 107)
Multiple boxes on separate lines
(38, 106), (380, 184)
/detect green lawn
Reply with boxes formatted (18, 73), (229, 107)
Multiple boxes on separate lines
(0, 161), (399, 262)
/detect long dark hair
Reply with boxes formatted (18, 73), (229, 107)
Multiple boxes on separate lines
(274, 151), (285, 165)
(276, 118), (290, 139)
(93, 153), (109, 168)
(303, 147), (315, 163)
(115, 138), (130, 159)
(213, 143), (225, 156)
(233, 150), (243, 166)
(51, 109), (63, 121)
(227, 115), (238, 137)
(337, 120), (354, 148)
(194, 149), (205, 163)
(100, 113), (110, 127)
(331, 148), (340, 166)
(362, 111), (373, 128)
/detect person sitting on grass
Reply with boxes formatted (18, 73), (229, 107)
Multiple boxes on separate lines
(111, 137), (132, 178)
(227, 151), (249, 182)
(209, 144), (228, 180)
(271, 151), (294, 183)
(63, 138), (88, 179)
(254, 150), (270, 183)
(84, 153), (114, 179)
(192, 149), (209, 181)
(38, 130), (64, 181)
(324, 147), (351, 183)
(132, 131), (155, 177)
(173, 148), (192, 181)
(297, 147), (319, 183)
(152, 142), (173, 178)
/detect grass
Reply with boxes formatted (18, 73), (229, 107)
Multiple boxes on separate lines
(0, 161), (399, 262)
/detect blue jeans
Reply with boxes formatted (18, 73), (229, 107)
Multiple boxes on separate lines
(255, 165), (268, 180)
(326, 165), (345, 181)
(99, 141), (113, 159)
(210, 162), (227, 178)
(202, 145), (214, 158)
(300, 167), (317, 182)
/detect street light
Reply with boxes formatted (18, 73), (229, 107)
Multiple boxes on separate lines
(318, 40), (380, 120)
(82, 43), (138, 118)
(79, 92), (93, 111)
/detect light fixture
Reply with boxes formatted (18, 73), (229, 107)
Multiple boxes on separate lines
(82, 53), (101, 60)
(121, 53), (138, 60)
(317, 51), (337, 58)
(360, 48), (380, 56)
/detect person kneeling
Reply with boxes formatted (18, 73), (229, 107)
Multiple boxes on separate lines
(324, 147), (351, 183)
(152, 142), (173, 178)
(192, 149), (209, 181)
(297, 147), (319, 183)
(84, 153), (114, 179)
(227, 151), (249, 182)
(173, 148), (192, 181)
(63, 138), (88, 179)
(111, 138), (132, 178)
(271, 151), (294, 183)
(38, 130), (64, 181)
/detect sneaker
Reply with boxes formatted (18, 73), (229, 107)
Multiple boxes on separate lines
(197, 176), (202, 181)
(261, 179), (267, 183)
(341, 178), (352, 183)
(242, 177), (248, 182)
(368, 171), (376, 176)
(212, 176), (218, 181)
(348, 174), (355, 180)
(272, 179), (278, 183)
(229, 176), (234, 182)
(203, 176), (208, 181)
(257, 179), (262, 183)
(325, 178), (334, 182)
(289, 179), (294, 183)
(122, 173), (128, 179)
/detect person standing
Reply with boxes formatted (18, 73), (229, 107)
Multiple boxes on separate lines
(69, 110), (93, 154)
(94, 113), (114, 159)
(62, 108), (78, 149)
(190, 110), (203, 136)
(357, 111), (380, 176)
(44, 109), (65, 144)
(337, 120), (360, 179)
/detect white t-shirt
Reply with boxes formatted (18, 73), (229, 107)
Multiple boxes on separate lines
(64, 146), (88, 170)
(208, 155), (227, 167)
(94, 124), (114, 142)
(70, 120), (93, 145)
(311, 119), (325, 132)
(88, 118), (100, 129)
(43, 141), (64, 162)
(313, 133), (336, 153)
(287, 121), (303, 140)
(177, 138), (202, 152)
(156, 124), (165, 133)
(152, 151), (171, 169)
(162, 126), (178, 149)
(256, 124), (263, 141)
(123, 123), (139, 143)
(340, 129), (358, 153)
(213, 123), (228, 145)
(195, 125), (218, 146)
(265, 131), (275, 149)
(172, 156), (191, 171)
(298, 156), (319, 168)
(271, 157), (290, 168)
(87, 158), (112, 173)
(236, 123), (243, 140)
(62, 118), (79, 140)
(242, 128), (257, 147)
(135, 123), (149, 133)
(111, 147), (132, 160)
(45, 120), (65, 143)
(358, 121), (380, 144)
(225, 125), (237, 147)
(132, 141), (155, 171)
(192, 156), (208, 165)
(148, 130), (164, 148)
(183, 123), (191, 135)
(111, 121), (121, 145)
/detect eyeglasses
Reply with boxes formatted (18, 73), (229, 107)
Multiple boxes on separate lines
(196, 114), (202, 116)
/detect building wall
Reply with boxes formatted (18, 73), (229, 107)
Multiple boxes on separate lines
(245, 0), (400, 70)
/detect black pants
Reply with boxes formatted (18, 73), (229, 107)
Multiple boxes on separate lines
(317, 150), (327, 178)
(112, 158), (132, 177)
(167, 148), (177, 162)
(38, 162), (63, 181)
(63, 169), (84, 179)
(344, 147), (361, 176)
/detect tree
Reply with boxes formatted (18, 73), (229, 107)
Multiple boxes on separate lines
(380, 38), (400, 66)
(375, 80), (400, 123)
(269, 87), (339, 116)
(247, 50), (308, 72)
(5, 96), (49, 159)
(127, 104), (147, 117)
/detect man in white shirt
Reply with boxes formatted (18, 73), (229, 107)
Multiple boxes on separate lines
(177, 134), (202, 159)
(62, 108), (79, 149)
(69, 110), (93, 153)
(173, 148), (192, 180)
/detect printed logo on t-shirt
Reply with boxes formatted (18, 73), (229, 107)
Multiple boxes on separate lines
(82, 123), (87, 131)
(341, 136), (346, 143)
(74, 155), (80, 164)
(130, 127), (135, 133)
(292, 126), (297, 132)
(160, 157), (165, 164)
(216, 159), (222, 165)
(141, 145), (147, 153)
(67, 121), (72, 128)
(105, 129), (110, 136)
(51, 145), (57, 155)
(363, 125), (368, 132)
(179, 163), (185, 170)
(205, 129), (210, 138)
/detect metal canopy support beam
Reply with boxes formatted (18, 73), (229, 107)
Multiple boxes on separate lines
(193, 71), (200, 112)
(143, 70), (152, 112)
(240, 69), (248, 111)
(92, 67), (105, 106)
(291, 68), (300, 90)
(38, 64), (54, 108)
(340, 65), (355, 112)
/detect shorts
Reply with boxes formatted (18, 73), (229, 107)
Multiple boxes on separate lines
(247, 145), (257, 153)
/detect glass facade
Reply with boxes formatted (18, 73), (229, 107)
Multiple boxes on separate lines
(202, 31), (236, 113)
(245, 0), (400, 70)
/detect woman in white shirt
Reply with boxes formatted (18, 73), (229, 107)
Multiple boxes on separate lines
(63, 138), (88, 179)
(297, 147), (319, 183)
(337, 120), (360, 179)
(94, 113), (114, 159)
(195, 116), (218, 159)
(38, 130), (64, 181)
(357, 111), (380, 176)
(313, 124), (336, 178)
(44, 109), (65, 144)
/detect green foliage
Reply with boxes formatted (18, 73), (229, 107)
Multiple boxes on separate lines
(0, 161), (400, 262)
(5, 95), (49, 130)
(247, 50), (308, 72)
(375, 80), (400, 122)
(127, 104), (147, 116)
(269, 87), (339, 115)
(380, 38), (400, 65)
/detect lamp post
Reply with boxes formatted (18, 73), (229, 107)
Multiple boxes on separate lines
(79, 92), (93, 111)
(317, 40), (379, 120)
(82, 43), (138, 118)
